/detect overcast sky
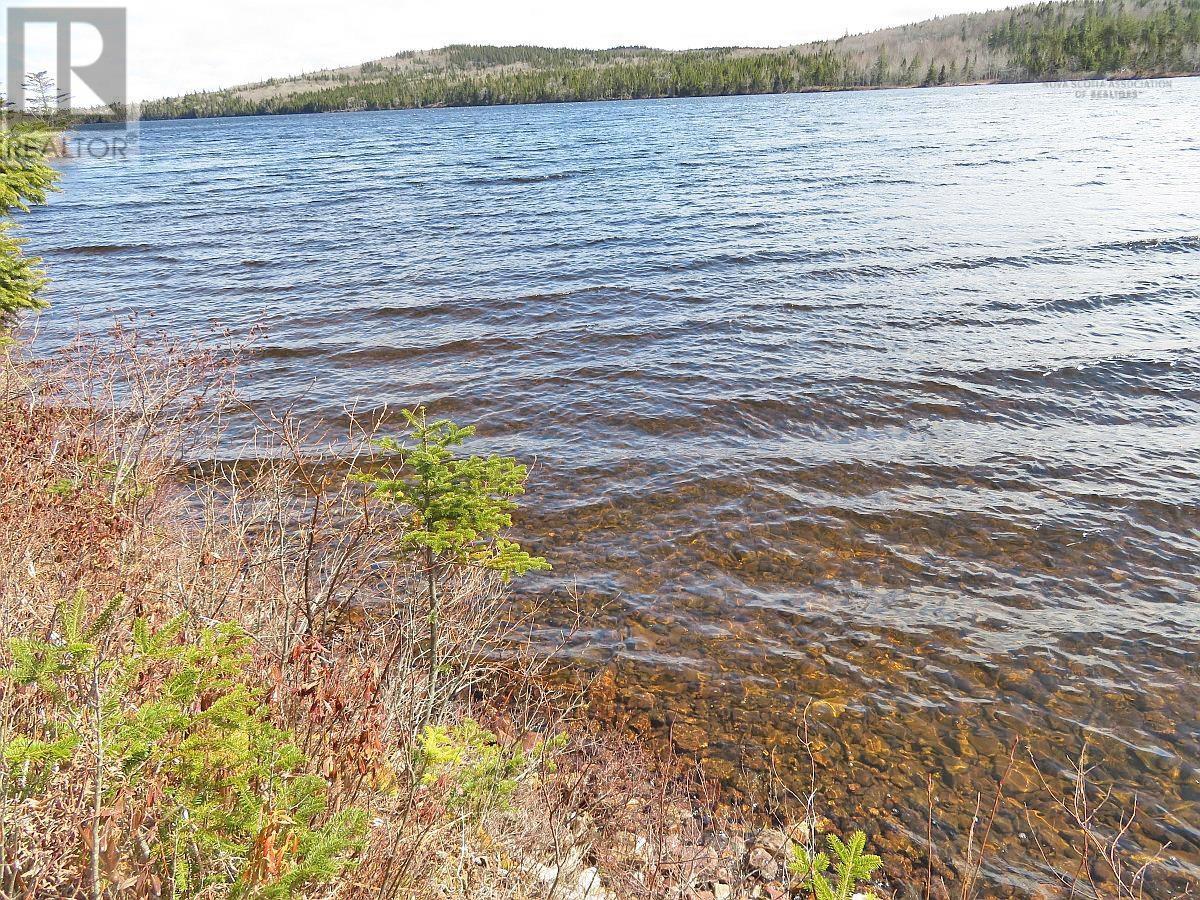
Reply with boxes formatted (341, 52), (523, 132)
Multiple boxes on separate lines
(4, 0), (1011, 101)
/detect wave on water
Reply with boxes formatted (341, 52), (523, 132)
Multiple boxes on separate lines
(49, 243), (155, 255)
(801, 237), (1200, 283)
(23, 84), (1200, 896)
(1090, 235), (1200, 254)
(465, 171), (576, 185)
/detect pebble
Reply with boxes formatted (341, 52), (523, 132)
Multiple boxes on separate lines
(576, 867), (607, 900)
(753, 827), (789, 854)
(748, 846), (779, 880)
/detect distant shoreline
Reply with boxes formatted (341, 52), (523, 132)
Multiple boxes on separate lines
(132, 70), (1200, 123)
(126, 1), (1200, 123)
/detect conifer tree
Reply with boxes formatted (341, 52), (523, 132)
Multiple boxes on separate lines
(359, 408), (549, 724)
(3, 597), (365, 896)
(790, 830), (883, 900)
(0, 99), (60, 321)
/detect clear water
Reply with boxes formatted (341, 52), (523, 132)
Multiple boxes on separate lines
(23, 79), (1200, 896)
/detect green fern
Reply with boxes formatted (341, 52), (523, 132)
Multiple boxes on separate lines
(790, 830), (883, 900)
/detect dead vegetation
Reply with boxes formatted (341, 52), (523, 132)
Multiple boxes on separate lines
(0, 330), (786, 900)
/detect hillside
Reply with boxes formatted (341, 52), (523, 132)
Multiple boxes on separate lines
(134, 0), (1200, 120)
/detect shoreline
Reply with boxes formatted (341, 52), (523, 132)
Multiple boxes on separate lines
(132, 70), (1200, 123)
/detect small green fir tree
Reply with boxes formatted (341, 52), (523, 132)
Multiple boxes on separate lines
(790, 830), (883, 900)
(359, 407), (549, 723)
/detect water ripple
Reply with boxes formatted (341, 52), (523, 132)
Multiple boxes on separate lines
(24, 80), (1200, 895)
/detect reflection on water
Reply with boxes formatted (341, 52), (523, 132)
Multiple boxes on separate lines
(25, 79), (1200, 896)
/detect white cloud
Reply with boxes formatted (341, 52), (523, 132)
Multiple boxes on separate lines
(2, 0), (1012, 100)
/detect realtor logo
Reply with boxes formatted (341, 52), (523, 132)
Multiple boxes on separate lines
(5, 6), (129, 128)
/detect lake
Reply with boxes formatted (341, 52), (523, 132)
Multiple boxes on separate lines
(24, 79), (1200, 896)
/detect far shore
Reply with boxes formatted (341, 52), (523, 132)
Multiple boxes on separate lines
(127, 69), (1200, 124)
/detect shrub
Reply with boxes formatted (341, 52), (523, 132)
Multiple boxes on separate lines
(2, 594), (365, 898)
(417, 719), (531, 817)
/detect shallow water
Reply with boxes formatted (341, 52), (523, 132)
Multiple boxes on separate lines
(24, 80), (1200, 895)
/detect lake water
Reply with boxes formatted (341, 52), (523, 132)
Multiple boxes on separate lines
(24, 80), (1200, 896)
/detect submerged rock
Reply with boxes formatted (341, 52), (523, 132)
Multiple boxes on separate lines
(672, 722), (710, 753)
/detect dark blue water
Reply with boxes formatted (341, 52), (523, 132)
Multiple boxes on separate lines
(23, 80), (1200, 895)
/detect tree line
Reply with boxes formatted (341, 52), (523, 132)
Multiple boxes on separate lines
(989, 0), (1200, 74)
(133, 0), (1200, 120)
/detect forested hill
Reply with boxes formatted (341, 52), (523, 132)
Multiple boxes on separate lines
(140, 0), (1200, 119)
